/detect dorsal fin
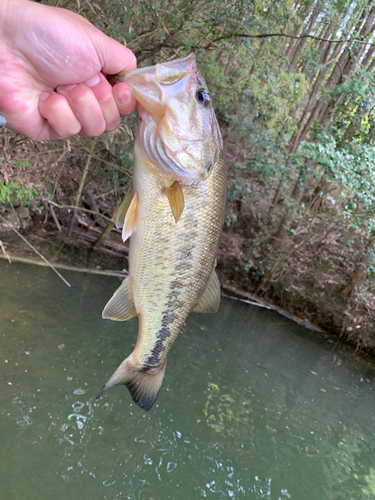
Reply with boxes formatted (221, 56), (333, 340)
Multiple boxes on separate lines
(102, 277), (136, 321)
(163, 181), (184, 223)
(122, 192), (139, 242)
(193, 269), (221, 313)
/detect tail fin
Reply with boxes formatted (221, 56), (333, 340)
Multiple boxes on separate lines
(96, 357), (166, 412)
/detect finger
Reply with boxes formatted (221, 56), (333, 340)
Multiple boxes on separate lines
(38, 91), (81, 139)
(95, 34), (137, 75)
(82, 73), (121, 131)
(112, 82), (137, 117)
(56, 83), (106, 137)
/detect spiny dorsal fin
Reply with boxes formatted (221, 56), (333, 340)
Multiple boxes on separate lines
(115, 190), (134, 229)
(102, 277), (136, 321)
(96, 357), (166, 412)
(193, 269), (221, 313)
(122, 192), (138, 242)
(163, 181), (184, 223)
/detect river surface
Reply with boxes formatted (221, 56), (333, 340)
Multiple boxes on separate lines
(1, 259), (375, 500)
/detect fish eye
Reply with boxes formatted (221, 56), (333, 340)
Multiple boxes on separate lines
(196, 89), (211, 107)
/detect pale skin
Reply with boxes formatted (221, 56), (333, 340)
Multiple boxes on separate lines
(0, 0), (136, 140)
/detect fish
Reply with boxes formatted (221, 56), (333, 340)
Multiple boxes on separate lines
(97, 54), (226, 411)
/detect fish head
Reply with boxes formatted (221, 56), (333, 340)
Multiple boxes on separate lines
(122, 54), (223, 183)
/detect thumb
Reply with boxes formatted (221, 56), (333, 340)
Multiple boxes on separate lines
(93, 32), (137, 76)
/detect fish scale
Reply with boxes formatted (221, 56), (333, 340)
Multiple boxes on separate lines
(131, 152), (226, 367)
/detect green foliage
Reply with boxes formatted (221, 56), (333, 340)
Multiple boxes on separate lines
(299, 132), (375, 218)
(227, 178), (251, 202)
(0, 180), (38, 206)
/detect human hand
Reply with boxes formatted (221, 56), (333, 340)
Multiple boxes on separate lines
(0, 0), (136, 140)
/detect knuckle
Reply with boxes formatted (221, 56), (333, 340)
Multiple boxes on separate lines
(76, 89), (95, 108)
(96, 88), (114, 106)
(48, 95), (67, 114)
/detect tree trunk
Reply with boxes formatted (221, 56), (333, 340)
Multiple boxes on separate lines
(268, 177), (283, 217)
(273, 173), (302, 245)
(215, 53), (237, 102)
(319, 6), (375, 124)
(288, 7), (320, 68)
(361, 41), (375, 70)
(282, 0), (314, 69)
(290, 29), (347, 146)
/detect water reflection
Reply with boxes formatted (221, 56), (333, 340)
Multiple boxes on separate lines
(1, 260), (375, 500)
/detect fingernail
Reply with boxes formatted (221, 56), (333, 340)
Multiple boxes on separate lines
(83, 74), (101, 87)
(59, 84), (77, 92)
(118, 89), (131, 105)
(39, 91), (51, 102)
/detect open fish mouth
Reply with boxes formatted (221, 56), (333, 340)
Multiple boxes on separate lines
(112, 54), (200, 120)
(110, 53), (197, 87)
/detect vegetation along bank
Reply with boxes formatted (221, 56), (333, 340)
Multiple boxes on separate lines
(1, 0), (375, 354)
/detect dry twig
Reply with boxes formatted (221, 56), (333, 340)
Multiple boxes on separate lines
(0, 214), (71, 287)
(0, 240), (11, 263)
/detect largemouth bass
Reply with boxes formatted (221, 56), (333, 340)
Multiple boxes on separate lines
(97, 54), (226, 411)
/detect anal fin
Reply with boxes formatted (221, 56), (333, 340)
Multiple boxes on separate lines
(102, 277), (136, 321)
(163, 181), (184, 223)
(193, 269), (221, 313)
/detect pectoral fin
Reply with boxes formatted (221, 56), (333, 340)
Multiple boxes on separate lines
(122, 192), (138, 242)
(102, 277), (136, 321)
(163, 181), (184, 223)
(115, 190), (134, 229)
(193, 269), (221, 313)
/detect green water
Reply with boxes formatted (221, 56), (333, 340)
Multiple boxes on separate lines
(1, 260), (375, 500)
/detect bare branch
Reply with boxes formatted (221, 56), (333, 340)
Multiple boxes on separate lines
(47, 200), (113, 222)
(212, 32), (375, 47)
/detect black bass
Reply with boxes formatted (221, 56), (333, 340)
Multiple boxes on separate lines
(97, 54), (226, 411)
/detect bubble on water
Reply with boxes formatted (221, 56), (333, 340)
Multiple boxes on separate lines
(167, 462), (177, 473)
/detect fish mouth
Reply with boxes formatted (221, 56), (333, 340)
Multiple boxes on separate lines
(112, 54), (198, 116)
(114, 53), (197, 86)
